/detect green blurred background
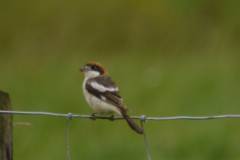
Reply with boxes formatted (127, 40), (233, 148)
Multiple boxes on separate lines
(1, 0), (240, 159)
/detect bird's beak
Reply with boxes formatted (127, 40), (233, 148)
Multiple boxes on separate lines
(79, 67), (89, 72)
(79, 67), (85, 72)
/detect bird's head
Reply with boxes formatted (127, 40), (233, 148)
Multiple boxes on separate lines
(80, 62), (108, 78)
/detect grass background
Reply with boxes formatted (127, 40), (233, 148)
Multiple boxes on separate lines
(1, 0), (240, 159)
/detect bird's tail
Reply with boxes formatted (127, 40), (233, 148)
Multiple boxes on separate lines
(121, 111), (143, 134)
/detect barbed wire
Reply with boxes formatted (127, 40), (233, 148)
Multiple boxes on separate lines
(1, 110), (240, 160)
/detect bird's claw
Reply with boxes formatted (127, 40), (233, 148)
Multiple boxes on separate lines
(90, 113), (96, 121)
(109, 115), (114, 121)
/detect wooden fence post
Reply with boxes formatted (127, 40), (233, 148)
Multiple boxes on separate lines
(0, 91), (13, 160)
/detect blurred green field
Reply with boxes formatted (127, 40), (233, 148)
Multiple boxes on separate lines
(1, 0), (240, 160)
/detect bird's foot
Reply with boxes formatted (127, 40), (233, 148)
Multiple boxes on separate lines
(90, 113), (96, 121)
(109, 115), (114, 121)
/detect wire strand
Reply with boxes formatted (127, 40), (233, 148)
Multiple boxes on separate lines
(140, 115), (151, 160)
(66, 113), (73, 160)
(1, 110), (240, 120)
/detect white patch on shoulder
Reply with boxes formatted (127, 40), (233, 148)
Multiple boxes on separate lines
(90, 81), (118, 92)
(100, 95), (106, 100)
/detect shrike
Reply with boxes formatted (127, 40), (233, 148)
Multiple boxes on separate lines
(80, 62), (143, 134)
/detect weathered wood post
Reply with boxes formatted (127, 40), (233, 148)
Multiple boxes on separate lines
(0, 91), (13, 160)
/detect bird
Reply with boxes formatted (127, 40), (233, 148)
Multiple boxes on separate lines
(79, 62), (143, 134)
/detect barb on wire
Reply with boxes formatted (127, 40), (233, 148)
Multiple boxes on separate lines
(1, 110), (240, 121)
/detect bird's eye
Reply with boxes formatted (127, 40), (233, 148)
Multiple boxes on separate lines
(91, 65), (98, 70)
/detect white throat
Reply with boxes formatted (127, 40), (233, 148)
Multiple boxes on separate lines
(84, 70), (100, 79)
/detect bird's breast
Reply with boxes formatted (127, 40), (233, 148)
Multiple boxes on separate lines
(82, 86), (122, 116)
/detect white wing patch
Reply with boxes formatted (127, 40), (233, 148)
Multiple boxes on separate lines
(90, 81), (118, 92)
(100, 95), (106, 100)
